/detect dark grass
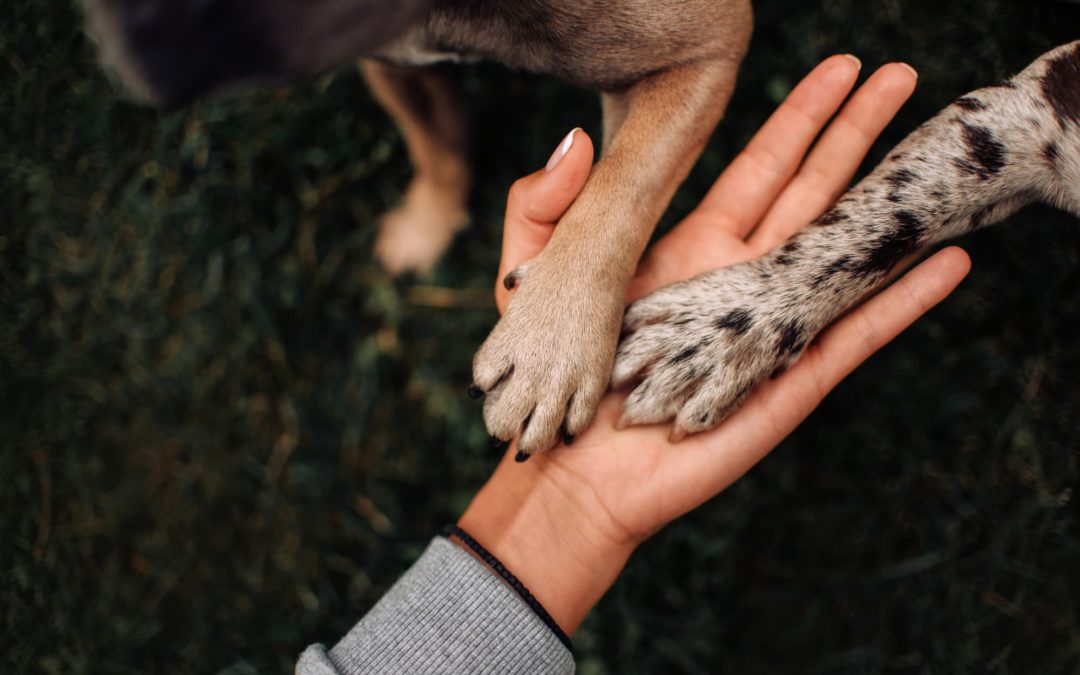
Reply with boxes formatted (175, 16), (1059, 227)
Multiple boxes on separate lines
(3, 1), (1079, 673)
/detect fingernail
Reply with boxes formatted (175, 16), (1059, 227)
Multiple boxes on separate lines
(897, 62), (919, 80)
(468, 385), (484, 399)
(514, 451), (531, 463)
(545, 128), (576, 172)
(842, 54), (862, 71)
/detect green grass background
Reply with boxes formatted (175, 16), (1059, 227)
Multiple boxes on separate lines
(3, 1), (1079, 672)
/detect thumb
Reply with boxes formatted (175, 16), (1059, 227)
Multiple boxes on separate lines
(496, 128), (594, 312)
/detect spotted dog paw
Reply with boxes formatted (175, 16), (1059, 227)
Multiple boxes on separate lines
(612, 260), (822, 439)
(472, 254), (623, 457)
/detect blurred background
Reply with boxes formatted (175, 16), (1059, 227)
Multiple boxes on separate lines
(2, 1), (1078, 673)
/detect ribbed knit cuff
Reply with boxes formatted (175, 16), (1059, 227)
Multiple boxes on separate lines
(296, 537), (575, 675)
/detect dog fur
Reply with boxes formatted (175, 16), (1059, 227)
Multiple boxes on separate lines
(613, 41), (1080, 439)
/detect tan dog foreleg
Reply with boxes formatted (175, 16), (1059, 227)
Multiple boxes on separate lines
(473, 58), (745, 455)
(361, 60), (471, 275)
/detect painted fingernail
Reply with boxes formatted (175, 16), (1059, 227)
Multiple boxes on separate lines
(468, 385), (484, 399)
(898, 62), (919, 80)
(842, 54), (862, 71)
(514, 451), (531, 463)
(545, 128), (576, 172)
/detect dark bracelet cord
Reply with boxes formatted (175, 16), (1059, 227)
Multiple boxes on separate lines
(442, 523), (573, 651)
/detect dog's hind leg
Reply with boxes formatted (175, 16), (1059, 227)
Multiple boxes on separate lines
(361, 60), (471, 275)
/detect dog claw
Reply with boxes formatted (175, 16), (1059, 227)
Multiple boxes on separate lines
(468, 384), (484, 399)
(490, 436), (509, 450)
(514, 451), (530, 463)
(668, 425), (688, 444)
(502, 264), (528, 291)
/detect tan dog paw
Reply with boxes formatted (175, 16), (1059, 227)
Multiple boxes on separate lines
(472, 254), (621, 458)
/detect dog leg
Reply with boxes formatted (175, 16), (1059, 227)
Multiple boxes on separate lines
(361, 60), (470, 275)
(473, 57), (746, 455)
(600, 93), (630, 153)
(614, 41), (1080, 438)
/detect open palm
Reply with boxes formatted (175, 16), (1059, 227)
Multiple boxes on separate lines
(463, 56), (970, 631)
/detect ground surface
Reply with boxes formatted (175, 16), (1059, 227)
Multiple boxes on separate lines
(2, 1), (1079, 673)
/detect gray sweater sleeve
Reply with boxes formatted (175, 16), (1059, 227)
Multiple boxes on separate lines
(296, 536), (575, 675)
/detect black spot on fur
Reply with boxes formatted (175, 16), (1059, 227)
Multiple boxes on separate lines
(714, 308), (754, 335)
(885, 168), (918, 203)
(885, 168), (918, 189)
(669, 345), (699, 364)
(1044, 142), (1060, 168)
(1041, 44), (1080, 126)
(775, 241), (800, 265)
(826, 255), (853, 275)
(851, 211), (926, 277)
(969, 207), (994, 231)
(811, 255), (853, 288)
(774, 320), (806, 358)
(954, 96), (987, 111)
(816, 208), (849, 226)
(954, 123), (1006, 179)
(773, 240), (799, 264)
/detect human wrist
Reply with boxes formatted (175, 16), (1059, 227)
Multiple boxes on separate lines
(455, 449), (636, 635)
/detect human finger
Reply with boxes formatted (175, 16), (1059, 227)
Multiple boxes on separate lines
(748, 63), (919, 251)
(496, 129), (595, 312)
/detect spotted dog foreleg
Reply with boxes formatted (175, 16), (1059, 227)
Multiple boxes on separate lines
(614, 41), (1080, 438)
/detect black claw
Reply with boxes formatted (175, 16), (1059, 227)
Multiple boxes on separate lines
(467, 385), (484, 400)
(563, 433), (574, 446)
(503, 273), (518, 291)
(514, 451), (530, 463)
(490, 436), (509, 450)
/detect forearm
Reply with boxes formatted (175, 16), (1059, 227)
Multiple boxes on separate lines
(297, 536), (575, 675)
(457, 448), (637, 635)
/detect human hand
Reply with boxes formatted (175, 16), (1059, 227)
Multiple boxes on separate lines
(459, 56), (971, 634)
